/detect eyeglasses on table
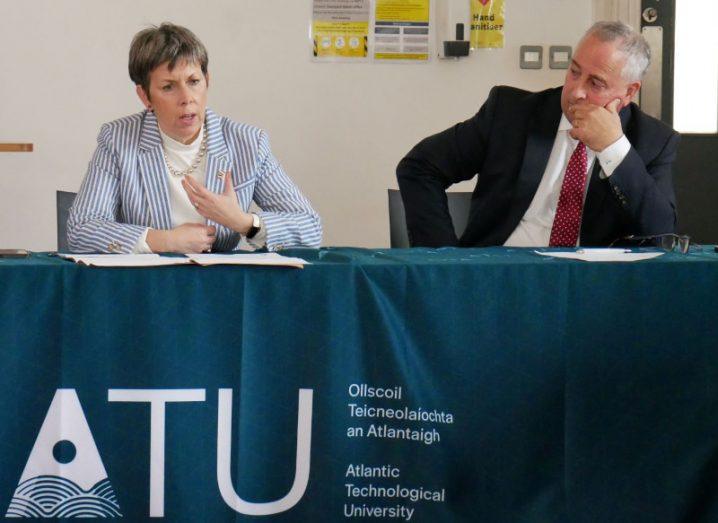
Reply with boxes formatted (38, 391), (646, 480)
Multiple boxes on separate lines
(609, 233), (693, 254)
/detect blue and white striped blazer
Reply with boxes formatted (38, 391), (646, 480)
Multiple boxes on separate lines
(68, 109), (322, 253)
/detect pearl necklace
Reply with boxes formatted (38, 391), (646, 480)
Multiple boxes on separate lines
(162, 127), (208, 177)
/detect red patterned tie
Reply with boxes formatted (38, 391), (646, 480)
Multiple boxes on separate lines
(549, 141), (588, 247)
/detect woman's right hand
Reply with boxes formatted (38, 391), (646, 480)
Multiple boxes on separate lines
(147, 223), (216, 253)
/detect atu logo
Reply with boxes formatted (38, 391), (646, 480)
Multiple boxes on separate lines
(5, 388), (313, 518)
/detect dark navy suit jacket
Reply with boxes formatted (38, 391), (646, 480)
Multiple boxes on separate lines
(396, 85), (680, 247)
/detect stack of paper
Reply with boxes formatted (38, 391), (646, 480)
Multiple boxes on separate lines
(534, 249), (664, 262)
(58, 254), (190, 267)
(187, 253), (306, 268)
(58, 253), (307, 268)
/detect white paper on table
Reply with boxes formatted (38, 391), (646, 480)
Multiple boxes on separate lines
(534, 249), (665, 262)
(186, 252), (307, 268)
(58, 254), (192, 267)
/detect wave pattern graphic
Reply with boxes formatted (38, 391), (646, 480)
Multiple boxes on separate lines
(5, 476), (121, 518)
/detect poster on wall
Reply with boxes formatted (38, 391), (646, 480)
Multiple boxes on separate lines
(373, 0), (431, 61)
(312, 0), (370, 60)
(470, 0), (505, 49)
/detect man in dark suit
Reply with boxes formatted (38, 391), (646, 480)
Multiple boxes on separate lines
(397, 21), (679, 248)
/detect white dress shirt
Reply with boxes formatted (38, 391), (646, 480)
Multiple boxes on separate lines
(133, 126), (207, 253)
(504, 114), (630, 247)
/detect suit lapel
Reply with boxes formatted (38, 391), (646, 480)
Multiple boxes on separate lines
(202, 110), (232, 243)
(581, 161), (608, 236)
(203, 109), (231, 196)
(137, 111), (172, 230)
(510, 90), (563, 223)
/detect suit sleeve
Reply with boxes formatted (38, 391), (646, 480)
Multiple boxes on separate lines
(396, 86), (499, 247)
(67, 124), (147, 253)
(251, 130), (322, 250)
(607, 129), (680, 235)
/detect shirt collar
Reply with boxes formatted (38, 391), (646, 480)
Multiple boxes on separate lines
(159, 123), (205, 152)
(558, 113), (572, 132)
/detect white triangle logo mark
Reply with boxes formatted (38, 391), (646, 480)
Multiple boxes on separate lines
(5, 389), (121, 518)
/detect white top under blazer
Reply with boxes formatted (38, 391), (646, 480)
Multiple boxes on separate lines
(68, 108), (321, 253)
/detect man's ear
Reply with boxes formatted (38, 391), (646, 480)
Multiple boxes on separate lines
(623, 81), (641, 107)
(204, 71), (210, 89)
(136, 84), (151, 109)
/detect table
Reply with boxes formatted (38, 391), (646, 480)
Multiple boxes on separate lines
(1, 247), (717, 522)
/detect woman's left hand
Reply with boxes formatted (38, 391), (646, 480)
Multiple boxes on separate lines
(182, 171), (253, 234)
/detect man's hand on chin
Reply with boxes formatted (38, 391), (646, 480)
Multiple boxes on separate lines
(569, 98), (624, 152)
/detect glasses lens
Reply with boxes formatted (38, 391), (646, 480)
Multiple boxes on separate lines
(678, 235), (691, 254)
(657, 235), (677, 251)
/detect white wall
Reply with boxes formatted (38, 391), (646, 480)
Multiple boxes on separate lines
(0, 0), (592, 250)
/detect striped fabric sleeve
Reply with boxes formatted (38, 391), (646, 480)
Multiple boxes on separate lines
(250, 130), (322, 250)
(67, 124), (147, 253)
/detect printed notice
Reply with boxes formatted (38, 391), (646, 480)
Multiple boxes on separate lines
(343, 383), (452, 520)
(312, 0), (370, 60)
(373, 0), (430, 61)
(470, 0), (505, 49)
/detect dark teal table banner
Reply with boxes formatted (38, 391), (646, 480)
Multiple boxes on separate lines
(1, 247), (718, 522)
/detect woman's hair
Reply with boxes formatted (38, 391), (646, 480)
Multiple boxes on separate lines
(129, 22), (208, 95)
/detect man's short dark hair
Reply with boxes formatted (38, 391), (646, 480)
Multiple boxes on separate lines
(128, 22), (208, 96)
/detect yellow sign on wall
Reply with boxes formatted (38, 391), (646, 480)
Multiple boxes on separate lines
(313, 21), (369, 58)
(470, 0), (505, 49)
(375, 0), (430, 23)
(312, 0), (370, 59)
(374, 0), (431, 61)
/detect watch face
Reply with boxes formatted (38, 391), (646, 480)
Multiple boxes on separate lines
(246, 213), (261, 239)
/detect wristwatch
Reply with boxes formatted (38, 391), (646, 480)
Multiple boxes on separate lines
(246, 213), (261, 239)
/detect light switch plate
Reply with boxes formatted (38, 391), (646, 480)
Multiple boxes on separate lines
(549, 45), (572, 69)
(520, 45), (543, 69)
